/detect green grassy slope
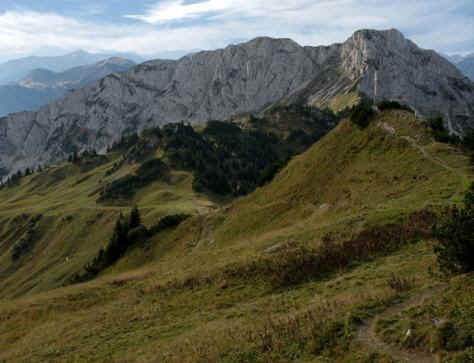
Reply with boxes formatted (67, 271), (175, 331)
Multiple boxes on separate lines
(214, 110), (471, 247)
(106, 109), (472, 311)
(0, 155), (217, 298)
(0, 107), (337, 298)
(0, 108), (472, 362)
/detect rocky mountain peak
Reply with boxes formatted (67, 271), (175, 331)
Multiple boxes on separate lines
(336, 29), (472, 134)
(352, 28), (405, 43)
(244, 36), (300, 49)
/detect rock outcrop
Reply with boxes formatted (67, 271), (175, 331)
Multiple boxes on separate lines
(1, 28), (473, 176)
(346, 30), (474, 134)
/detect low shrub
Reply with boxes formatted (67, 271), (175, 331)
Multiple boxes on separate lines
(267, 211), (433, 288)
(149, 214), (190, 236)
(349, 100), (375, 128)
(386, 273), (415, 293)
(429, 116), (460, 144)
(185, 210), (435, 291)
(433, 183), (474, 275)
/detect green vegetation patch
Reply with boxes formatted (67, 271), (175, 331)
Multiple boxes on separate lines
(434, 182), (474, 275)
(349, 99), (375, 128)
(11, 214), (43, 261)
(98, 158), (170, 202)
(71, 208), (189, 283)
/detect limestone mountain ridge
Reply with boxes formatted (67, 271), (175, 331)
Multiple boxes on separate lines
(0, 28), (473, 177)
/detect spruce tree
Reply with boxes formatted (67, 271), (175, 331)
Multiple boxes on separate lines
(129, 206), (141, 230)
(105, 214), (129, 262)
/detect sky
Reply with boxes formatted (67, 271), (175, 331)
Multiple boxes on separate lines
(0, 0), (473, 63)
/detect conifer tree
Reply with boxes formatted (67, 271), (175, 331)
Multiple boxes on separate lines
(129, 206), (141, 230)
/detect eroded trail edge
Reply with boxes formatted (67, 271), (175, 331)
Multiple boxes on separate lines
(356, 285), (445, 363)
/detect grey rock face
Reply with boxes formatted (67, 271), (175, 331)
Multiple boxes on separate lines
(1, 29), (473, 175)
(344, 29), (474, 135)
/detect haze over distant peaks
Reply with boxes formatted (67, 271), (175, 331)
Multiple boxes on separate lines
(0, 57), (136, 118)
(17, 57), (136, 90)
(0, 50), (144, 86)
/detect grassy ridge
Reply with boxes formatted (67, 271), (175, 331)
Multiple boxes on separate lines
(0, 108), (472, 362)
(213, 110), (471, 249)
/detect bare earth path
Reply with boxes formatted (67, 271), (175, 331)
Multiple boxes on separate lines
(401, 136), (459, 175)
(356, 285), (445, 362)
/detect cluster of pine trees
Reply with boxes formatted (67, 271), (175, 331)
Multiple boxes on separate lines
(71, 207), (189, 284)
(160, 120), (316, 196)
(67, 149), (98, 163)
(72, 206), (143, 282)
(0, 165), (46, 189)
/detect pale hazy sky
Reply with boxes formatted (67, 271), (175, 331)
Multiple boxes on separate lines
(0, 0), (473, 62)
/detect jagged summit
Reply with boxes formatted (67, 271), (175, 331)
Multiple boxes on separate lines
(0, 28), (473, 177)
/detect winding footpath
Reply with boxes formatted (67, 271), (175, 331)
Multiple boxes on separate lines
(400, 136), (459, 175)
(356, 285), (445, 362)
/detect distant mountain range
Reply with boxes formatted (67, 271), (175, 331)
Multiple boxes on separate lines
(1, 28), (473, 177)
(445, 53), (474, 81)
(17, 57), (136, 89)
(0, 50), (143, 85)
(0, 57), (136, 117)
